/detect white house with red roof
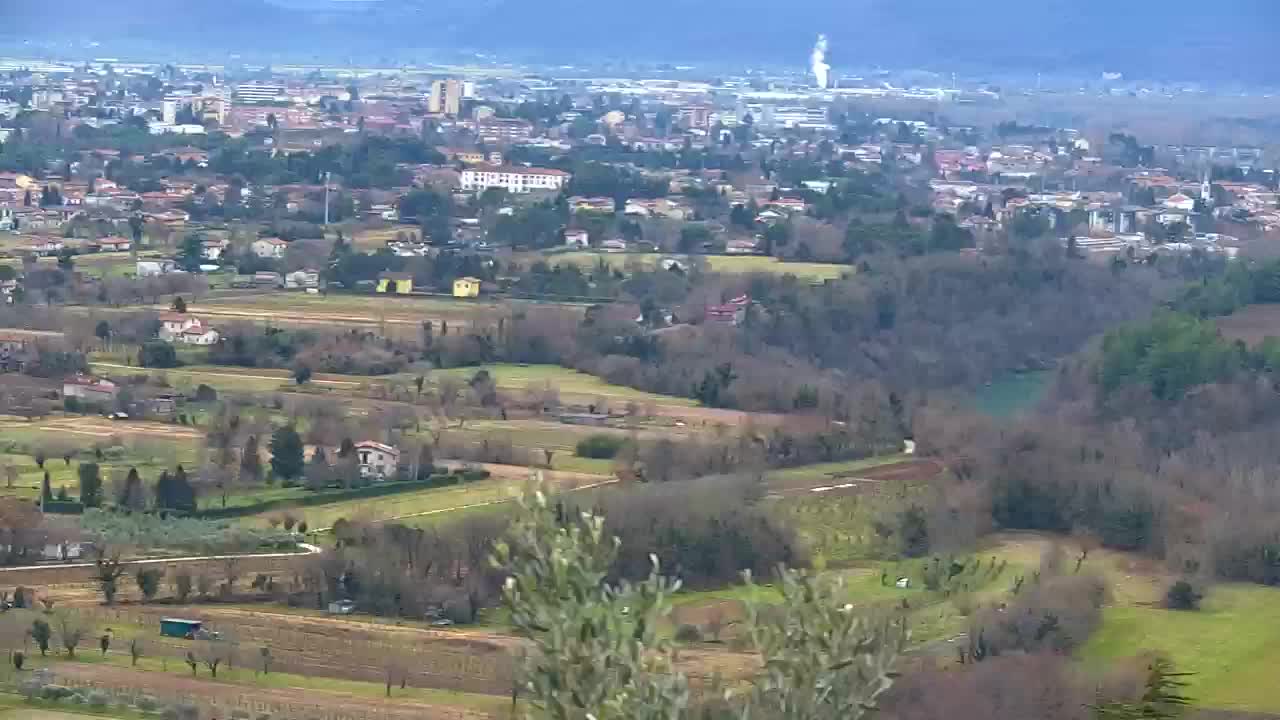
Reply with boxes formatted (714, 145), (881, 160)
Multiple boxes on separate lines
(158, 313), (220, 345)
(564, 229), (590, 248)
(63, 375), (119, 405)
(201, 237), (229, 261)
(1163, 193), (1196, 212)
(355, 441), (400, 481)
(251, 237), (288, 259)
(94, 236), (132, 253)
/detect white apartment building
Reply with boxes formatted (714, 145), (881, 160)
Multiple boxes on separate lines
(429, 79), (463, 116)
(234, 83), (286, 104)
(460, 165), (570, 194)
(766, 106), (830, 129)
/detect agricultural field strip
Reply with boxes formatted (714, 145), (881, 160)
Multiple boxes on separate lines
(174, 306), (454, 327)
(91, 362), (361, 388)
(2, 416), (205, 441)
(309, 477), (619, 532)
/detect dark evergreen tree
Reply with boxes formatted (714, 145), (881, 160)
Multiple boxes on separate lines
(240, 435), (262, 482)
(269, 425), (305, 481)
(78, 463), (102, 508)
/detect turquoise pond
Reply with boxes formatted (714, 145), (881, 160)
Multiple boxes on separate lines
(971, 371), (1051, 418)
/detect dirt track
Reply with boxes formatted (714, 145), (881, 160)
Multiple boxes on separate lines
(22, 416), (206, 441)
(769, 458), (946, 497)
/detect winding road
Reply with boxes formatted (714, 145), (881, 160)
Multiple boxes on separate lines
(0, 543), (322, 573)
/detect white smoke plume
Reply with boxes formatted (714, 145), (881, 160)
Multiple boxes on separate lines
(811, 33), (831, 89)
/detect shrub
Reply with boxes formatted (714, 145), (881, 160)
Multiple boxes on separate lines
(1165, 580), (1203, 610)
(63, 397), (82, 413)
(576, 434), (626, 459)
(139, 340), (180, 369)
(459, 469), (490, 483)
(19, 678), (42, 700)
(674, 624), (702, 643)
(136, 695), (160, 712)
(442, 596), (474, 624)
(87, 690), (110, 709)
(41, 685), (74, 701)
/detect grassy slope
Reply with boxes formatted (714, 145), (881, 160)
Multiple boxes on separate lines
(0, 423), (200, 502)
(239, 477), (520, 530)
(433, 363), (697, 406)
(90, 360), (696, 407)
(2, 652), (509, 716)
(1084, 584), (1280, 712)
(768, 453), (918, 566)
(548, 251), (851, 281)
(191, 293), (590, 322)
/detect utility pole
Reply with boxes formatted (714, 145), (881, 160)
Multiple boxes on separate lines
(323, 171), (331, 226)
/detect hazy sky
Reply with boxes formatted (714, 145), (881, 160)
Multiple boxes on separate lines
(5, 0), (1280, 83)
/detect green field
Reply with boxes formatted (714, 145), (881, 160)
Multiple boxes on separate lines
(547, 251), (852, 282)
(192, 292), (590, 324)
(90, 359), (697, 408)
(433, 363), (697, 406)
(0, 422), (201, 503)
(0, 245), (169, 282)
(0, 647), (510, 717)
(90, 362), (359, 394)
(251, 477), (520, 530)
(1084, 583), (1280, 712)
(670, 539), (1039, 647)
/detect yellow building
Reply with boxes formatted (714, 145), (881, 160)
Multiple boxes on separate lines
(452, 276), (481, 298)
(376, 272), (413, 294)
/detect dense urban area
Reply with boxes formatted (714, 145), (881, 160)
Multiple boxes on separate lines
(0, 13), (1279, 720)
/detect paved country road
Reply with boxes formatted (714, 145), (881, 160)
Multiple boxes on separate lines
(0, 543), (322, 573)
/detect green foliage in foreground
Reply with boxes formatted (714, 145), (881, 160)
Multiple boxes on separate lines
(495, 487), (905, 720)
(1094, 658), (1191, 720)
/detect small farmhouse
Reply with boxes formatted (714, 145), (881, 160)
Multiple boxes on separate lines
(452, 276), (481, 298)
(355, 441), (400, 481)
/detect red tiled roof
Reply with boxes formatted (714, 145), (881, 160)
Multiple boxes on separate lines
(466, 165), (569, 177)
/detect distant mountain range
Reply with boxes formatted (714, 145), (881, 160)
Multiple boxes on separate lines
(5, 0), (1279, 84)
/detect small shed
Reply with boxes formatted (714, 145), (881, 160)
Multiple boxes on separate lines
(377, 272), (414, 295)
(328, 599), (356, 615)
(160, 618), (202, 639)
(452, 276), (481, 298)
